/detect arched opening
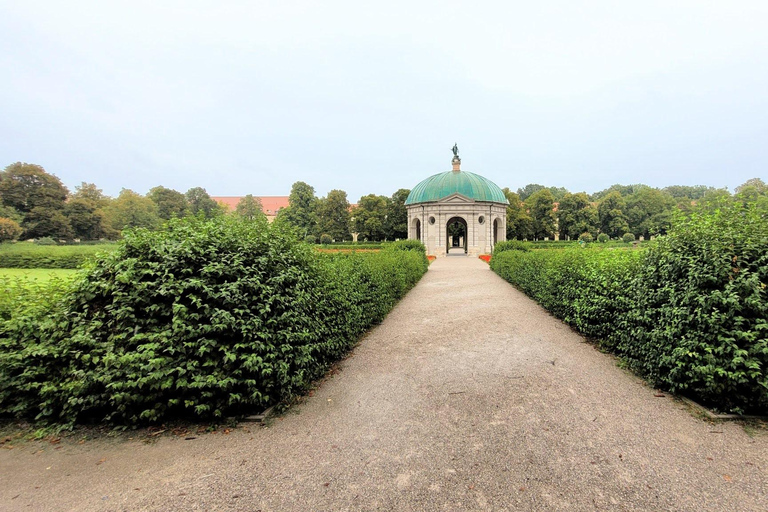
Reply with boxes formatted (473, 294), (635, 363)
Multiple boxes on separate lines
(413, 218), (421, 242)
(493, 218), (499, 246)
(446, 216), (468, 254)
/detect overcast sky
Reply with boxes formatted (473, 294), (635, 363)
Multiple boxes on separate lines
(1, 1), (767, 201)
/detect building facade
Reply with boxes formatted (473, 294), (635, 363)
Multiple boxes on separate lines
(405, 155), (508, 257)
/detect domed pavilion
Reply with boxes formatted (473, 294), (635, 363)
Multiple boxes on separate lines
(406, 147), (508, 257)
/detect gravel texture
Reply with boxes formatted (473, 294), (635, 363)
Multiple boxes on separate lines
(1, 256), (766, 511)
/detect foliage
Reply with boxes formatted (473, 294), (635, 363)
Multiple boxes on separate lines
(0, 242), (116, 268)
(65, 198), (108, 240)
(316, 189), (350, 241)
(502, 188), (533, 240)
(35, 237), (57, 246)
(517, 184), (568, 201)
(148, 186), (189, 220)
(102, 189), (161, 234)
(234, 194), (265, 222)
(0, 216), (427, 425)
(579, 232), (593, 243)
(319, 234), (333, 244)
(491, 198), (768, 413)
(0, 162), (69, 215)
(388, 239), (425, 252)
(351, 194), (389, 241)
(598, 191), (629, 238)
(624, 188), (675, 238)
(558, 192), (598, 240)
(524, 189), (556, 240)
(281, 182), (318, 236)
(0, 218), (23, 242)
(304, 234), (317, 244)
(385, 188), (410, 240)
(622, 232), (636, 243)
(597, 233), (609, 243)
(185, 187), (221, 219)
(492, 240), (530, 254)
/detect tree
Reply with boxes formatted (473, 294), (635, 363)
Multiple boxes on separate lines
(525, 189), (556, 240)
(148, 186), (189, 220)
(385, 188), (410, 240)
(316, 189), (351, 241)
(734, 178), (767, 196)
(71, 182), (110, 207)
(598, 191), (629, 238)
(624, 188), (676, 238)
(185, 187), (221, 219)
(281, 181), (318, 236)
(517, 183), (568, 201)
(102, 189), (161, 233)
(0, 205), (23, 224)
(502, 188), (534, 240)
(235, 194), (265, 221)
(662, 185), (715, 200)
(557, 192), (598, 240)
(591, 184), (648, 201)
(351, 194), (388, 241)
(65, 198), (107, 240)
(23, 206), (72, 239)
(0, 217), (22, 242)
(0, 162), (69, 214)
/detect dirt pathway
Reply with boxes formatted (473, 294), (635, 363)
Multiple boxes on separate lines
(1, 256), (766, 511)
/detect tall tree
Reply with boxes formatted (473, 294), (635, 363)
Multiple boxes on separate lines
(624, 188), (676, 238)
(102, 189), (161, 233)
(316, 189), (351, 241)
(65, 198), (107, 240)
(185, 187), (221, 219)
(351, 194), (388, 241)
(148, 186), (189, 220)
(0, 162), (69, 214)
(385, 188), (410, 240)
(557, 192), (598, 240)
(282, 181), (318, 236)
(502, 188), (534, 240)
(517, 183), (568, 201)
(235, 194), (266, 221)
(71, 182), (110, 207)
(0, 217), (22, 242)
(525, 189), (556, 240)
(598, 191), (629, 238)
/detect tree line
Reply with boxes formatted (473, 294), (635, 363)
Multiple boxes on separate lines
(1, 161), (765, 244)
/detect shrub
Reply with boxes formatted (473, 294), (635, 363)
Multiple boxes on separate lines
(388, 239), (425, 252)
(35, 237), (57, 245)
(319, 233), (333, 244)
(578, 232), (593, 243)
(597, 233), (609, 243)
(622, 232), (635, 243)
(0, 242), (116, 269)
(0, 216), (428, 425)
(492, 240), (530, 254)
(0, 218), (22, 242)
(304, 234), (317, 244)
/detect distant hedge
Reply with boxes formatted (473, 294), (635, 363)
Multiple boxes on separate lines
(0, 217), (427, 426)
(492, 200), (768, 414)
(0, 243), (117, 269)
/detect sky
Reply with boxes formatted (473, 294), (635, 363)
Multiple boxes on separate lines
(1, 1), (767, 201)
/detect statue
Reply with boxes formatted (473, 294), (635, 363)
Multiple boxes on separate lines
(451, 143), (459, 157)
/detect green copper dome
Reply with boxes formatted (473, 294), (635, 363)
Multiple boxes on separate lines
(405, 170), (509, 205)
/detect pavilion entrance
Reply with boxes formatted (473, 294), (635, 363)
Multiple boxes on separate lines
(446, 217), (468, 255)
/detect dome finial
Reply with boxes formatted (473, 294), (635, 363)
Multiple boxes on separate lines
(451, 143), (461, 172)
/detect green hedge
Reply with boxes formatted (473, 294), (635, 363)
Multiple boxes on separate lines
(0, 217), (427, 426)
(492, 201), (768, 413)
(0, 242), (117, 269)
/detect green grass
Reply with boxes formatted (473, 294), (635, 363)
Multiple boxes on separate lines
(0, 268), (79, 283)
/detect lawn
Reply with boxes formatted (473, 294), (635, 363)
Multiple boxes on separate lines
(0, 268), (79, 283)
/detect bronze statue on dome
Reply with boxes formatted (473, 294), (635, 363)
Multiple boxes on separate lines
(451, 143), (459, 157)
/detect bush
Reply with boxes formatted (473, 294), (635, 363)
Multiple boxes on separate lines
(35, 237), (57, 245)
(0, 218), (22, 242)
(492, 240), (530, 254)
(578, 233), (593, 243)
(491, 200), (768, 413)
(0, 242), (116, 269)
(319, 234), (333, 244)
(0, 216), (428, 425)
(304, 234), (317, 244)
(388, 239), (425, 252)
(622, 232), (635, 243)
(597, 233), (609, 243)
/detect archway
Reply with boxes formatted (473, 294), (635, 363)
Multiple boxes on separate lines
(446, 216), (468, 254)
(493, 218), (500, 246)
(412, 218), (421, 242)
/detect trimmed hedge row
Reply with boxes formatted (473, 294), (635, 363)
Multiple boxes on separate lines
(491, 201), (768, 413)
(0, 243), (117, 268)
(0, 218), (427, 426)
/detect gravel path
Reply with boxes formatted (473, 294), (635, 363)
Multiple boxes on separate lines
(1, 256), (766, 511)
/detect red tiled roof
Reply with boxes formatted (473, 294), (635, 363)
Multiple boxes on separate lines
(211, 196), (290, 216)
